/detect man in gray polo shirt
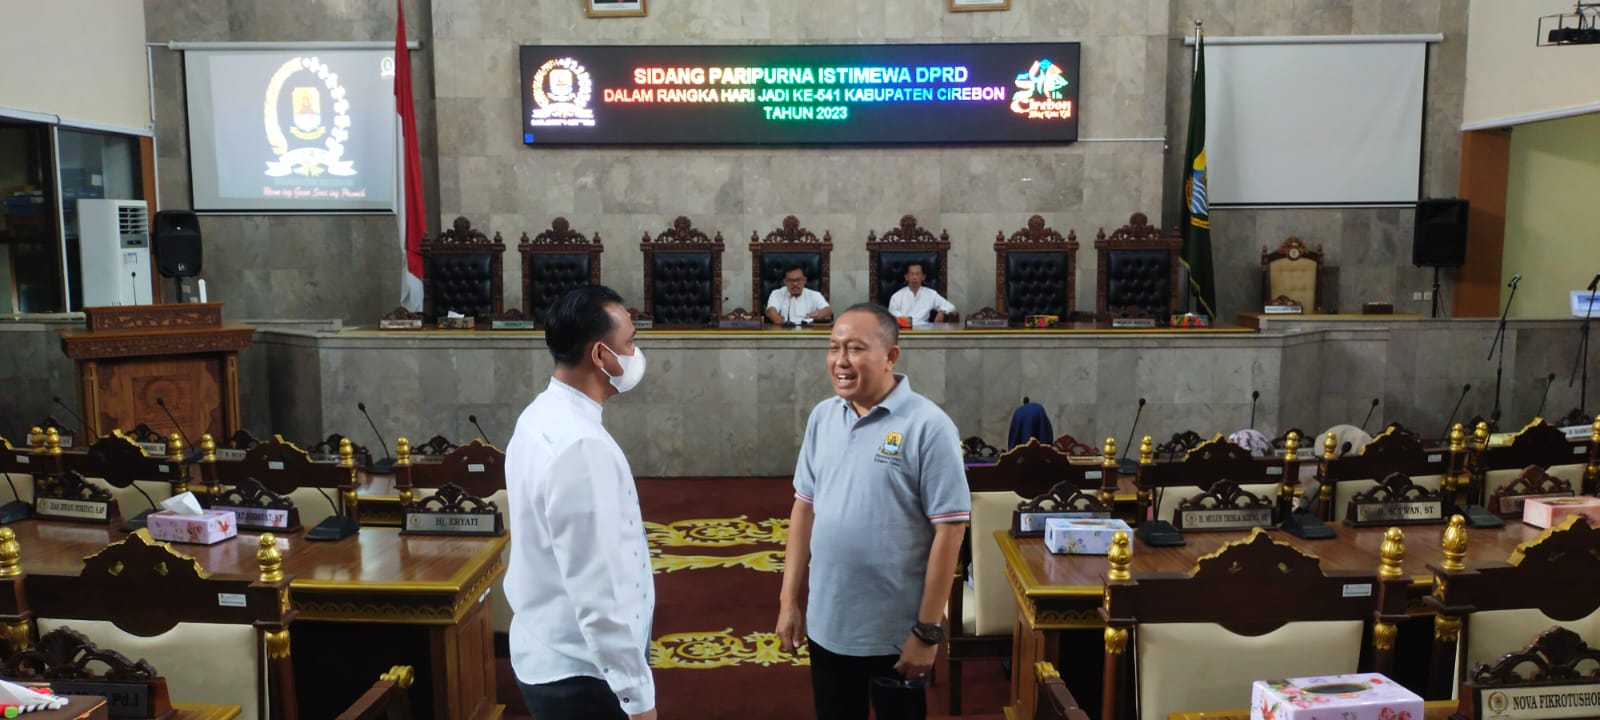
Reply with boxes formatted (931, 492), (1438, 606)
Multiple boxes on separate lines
(775, 302), (970, 720)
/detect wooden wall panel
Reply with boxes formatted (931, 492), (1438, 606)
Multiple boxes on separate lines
(1454, 129), (1512, 318)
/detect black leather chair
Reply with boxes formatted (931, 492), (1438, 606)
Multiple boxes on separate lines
(1093, 212), (1181, 320)
(866, 214), (950, 307)
(640, 216), (724, 328)
(421, 216), (505, 324)
(519, 217), (603, 326)
(994, 215), (1079, 323)
(749, 215), (832, 318)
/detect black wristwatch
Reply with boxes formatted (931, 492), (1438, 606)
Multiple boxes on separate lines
(911, 621), (944, 645)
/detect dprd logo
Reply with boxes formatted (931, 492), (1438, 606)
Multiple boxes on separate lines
(263, 56), (356, 177)
(1010, 59), (1073, 120)
(881, 432), (903, 457)
(1486, 691), (1508, 714)
(529, 58), (596, 128)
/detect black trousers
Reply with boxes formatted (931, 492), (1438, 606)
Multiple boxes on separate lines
(518, 676), (629, 720)
(808, 639), (927, 720)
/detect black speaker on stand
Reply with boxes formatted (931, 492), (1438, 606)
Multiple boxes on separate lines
(1412, 198), (1468, 318)
(153, 210), (203, 302)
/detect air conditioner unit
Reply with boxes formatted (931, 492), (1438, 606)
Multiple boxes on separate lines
(78, 199), (151, 307)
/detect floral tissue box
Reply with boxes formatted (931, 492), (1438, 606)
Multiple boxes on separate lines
(1251, 673), (1421, 720)
(147, 509), (238, 545)
(1043, 518), (1133, 555)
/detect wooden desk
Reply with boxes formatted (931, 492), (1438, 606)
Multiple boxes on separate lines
(11, 520), (505, 720)
(1166, 699), (1457, 720)
(1000, 522), (1543, 720)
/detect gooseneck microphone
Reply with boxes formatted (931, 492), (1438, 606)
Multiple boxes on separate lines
(468, 414), (492, 445)
(357, 402), (396, 474)
(1360, 398), (1380, 434)
(1118, 398), (1147, 475)
(1248, 390), (1260, 429)
(51, 395), (85, 437)
(1442, 383), (1472, 443)
(129, 271), (139, 306)
(1536, 373), (1558, 420)
(154, 397), (198, 460)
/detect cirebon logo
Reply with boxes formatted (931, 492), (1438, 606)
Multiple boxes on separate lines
(263, 56), (357, 177)
(529, 58), (596, 128)
(1010, 58), (1073, 120)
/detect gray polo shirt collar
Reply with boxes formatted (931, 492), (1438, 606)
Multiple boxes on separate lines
(837, 373), (912, 420)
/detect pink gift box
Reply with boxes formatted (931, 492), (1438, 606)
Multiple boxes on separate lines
(1522, 496), (1600, 529)
(146, 509), (238, 545)
(1251, 673), (1422, 720)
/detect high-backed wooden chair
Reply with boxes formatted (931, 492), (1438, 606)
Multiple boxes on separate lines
(1, 625), (181, 714)
(749, 216), (832, 317)
(640, 216), (724, 327)
(1136, 434), (1298, 526)
(949, 439), (1117, 715)
(421, 216), (506, 324)
(994, 215), (1078, 323)
(59, 430), (189, 519)
(1033, 662), (1092, 720)
(519, 217), (603, 326)
(1471, 418), (1593, 506)
(0, 528), (295, 720)
(1260, 236), (1325, 311)
(1101, 527), (1404, 720)
(1093, 212), (1182, 320)
(867, 215), (951, 308)
(336, 665), (414, 720)
(198, 433), (359, 531)
(1318, 424), (1462, 522)
(1425, 515), (1600, 699)
(1051, 432), (1097, 458)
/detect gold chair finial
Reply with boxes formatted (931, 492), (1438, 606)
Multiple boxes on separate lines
(167, 433), (184, 462)
(1102, 438), (1117, 468)
(396, 436), (411, 466)
(0, 528), (20, 578)
(1107, 531), (1132, 581)
(1449, 423), (1464, 452)
(200, 433), (216, 463)
(1139, 435), (1154, 464)
(338, 438), (354, 468)
(1322, 431), (1337, 460)
(380, 665), (416, 689)
(1591, 414), (1600, 442)
(27, 427), (43, 450)
(1285, 431), (1300, 461)
(1379, 526), (1405, 578)
(1474, 421), (1490, 448)
(1441, 515), (1467, 571)
(257, 533), (284, 583)
(44, 428), (60, 455)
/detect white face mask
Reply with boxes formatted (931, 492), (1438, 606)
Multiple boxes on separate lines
(600, 343), (646, 393)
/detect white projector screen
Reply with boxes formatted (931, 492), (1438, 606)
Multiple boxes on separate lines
(184, 48), (397, 213)
(1201, 38), (1427, 206)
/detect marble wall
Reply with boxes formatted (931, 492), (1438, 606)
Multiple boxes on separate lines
(0, 320), (82, 443)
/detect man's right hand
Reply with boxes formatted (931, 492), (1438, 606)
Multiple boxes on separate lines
(629, 711), (658, 720)
(775, 601), (806, 652)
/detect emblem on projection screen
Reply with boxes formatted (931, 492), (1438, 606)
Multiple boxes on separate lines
(262, 56), (357, 177)
(528, 57), (596, 128)
(1009, 58), (1072, 120)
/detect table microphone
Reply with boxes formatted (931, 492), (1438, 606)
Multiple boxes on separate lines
(468, 414), (492, 446)
(306, 485), (360, 541)
(51, 395), (85, 440)
(1442, 383), (1471, 444)
(1282, 477), (1334, 539)
(357, 402), (396, 474)
(1535, 373), (1558, 419)
(129, 271), (139, 306)
(1248, 390), (1260, 429)
(1118, 398), (1146, 475)
(1360, 398), (1380, 433)
(1134, 431), (1186, 548)
(154, 397), (199, 461)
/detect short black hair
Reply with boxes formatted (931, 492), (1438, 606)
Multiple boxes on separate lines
(782, 263), (807, 278)
(545, 284), (625, 366)
(840, 302), (899, 346)
(903, 261), (925, 275)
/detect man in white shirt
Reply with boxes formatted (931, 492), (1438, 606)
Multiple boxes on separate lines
(887, 263), (955, 325)
(766, 264), (833, 325)
(504, 284), (657, 720)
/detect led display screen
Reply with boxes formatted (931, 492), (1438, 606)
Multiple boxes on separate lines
(518, 43), (1080, 145)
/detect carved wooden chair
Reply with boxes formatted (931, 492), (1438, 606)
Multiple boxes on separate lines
(1318, 424), (1463, 522)
(197, 433), (359, 532)
(949, 439), (1118, 714)
(1101, 527), (1404, 720)
(1136, 433), (1299, 527)
(336, 665), (414, 720)
(0, 528), (295, 720)
(520, 217), (603, 326)
(420, 216), (506, 324)
(1, 626), (178, 716)
(1051, 433), (1097, 458)
(749, 216), (832, 320)
(58, 430), (190, 521)
(1260, 236), (1325, 311)
(994, 215), (1078, 323)
(867, 215), (951, 308)
(1033, 662), (1092, 720)
(961, 435), (1001, 464)
(0, 434), (32, 507)
(1470, 419), (1593, 506)
(640, 216), (725, 328)
(1093, 212), (1182, 320)
(1425, 515), (1600, 699)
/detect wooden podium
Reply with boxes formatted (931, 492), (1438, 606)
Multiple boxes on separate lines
(57, 303), (253, 443)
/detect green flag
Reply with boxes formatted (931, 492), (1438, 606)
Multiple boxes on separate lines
(1181, 29), (1216, 319)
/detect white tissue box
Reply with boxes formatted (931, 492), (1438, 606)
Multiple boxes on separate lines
(147, 509), (237, 545)
(1043, 518), (1133, 555)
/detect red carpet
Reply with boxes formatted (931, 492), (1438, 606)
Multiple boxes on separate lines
(496, 477), (1008, 719)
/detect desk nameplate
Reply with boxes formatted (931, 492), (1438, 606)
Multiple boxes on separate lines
(965, 318), (1009, 329)
(1175, 506), (1274, 531)
(1473, 682), (1600, 720)
(215, 449), (247, 461)
(211, 504), (298, 532)
(1347, 499), (1445, 526)
(404, 511), (503, 536)
(34, 497), (115, 524)
(49, 680), (156, 718)
(490, 319), (536, 330)
(1111, 318), (1157, 328)
(379, 318), (423, 330)
(1015, 511), (1109, 534)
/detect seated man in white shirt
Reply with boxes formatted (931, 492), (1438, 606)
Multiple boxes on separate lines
(887, 262), (955, 326)
(765, 264), (833, 325)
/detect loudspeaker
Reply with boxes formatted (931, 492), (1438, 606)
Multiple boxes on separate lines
(153, 210), (203, 278)
(1412, 198), (1468, 268)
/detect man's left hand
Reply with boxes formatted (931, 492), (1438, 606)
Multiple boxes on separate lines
(934, 311), (946, 323)
(893, 632), (939, 680)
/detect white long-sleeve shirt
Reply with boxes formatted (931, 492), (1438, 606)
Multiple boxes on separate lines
(504, 378), (656, 712)
(888, 285), (955, 323)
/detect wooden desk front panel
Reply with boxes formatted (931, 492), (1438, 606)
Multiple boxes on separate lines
(87, 356), (224, 443)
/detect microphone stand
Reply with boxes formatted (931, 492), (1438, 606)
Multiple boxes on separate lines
(1569, 275), (1598, 422)
(1487, 279), (1520, 426)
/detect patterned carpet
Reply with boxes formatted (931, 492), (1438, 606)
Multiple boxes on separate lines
(496, 477), (1007, 719)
